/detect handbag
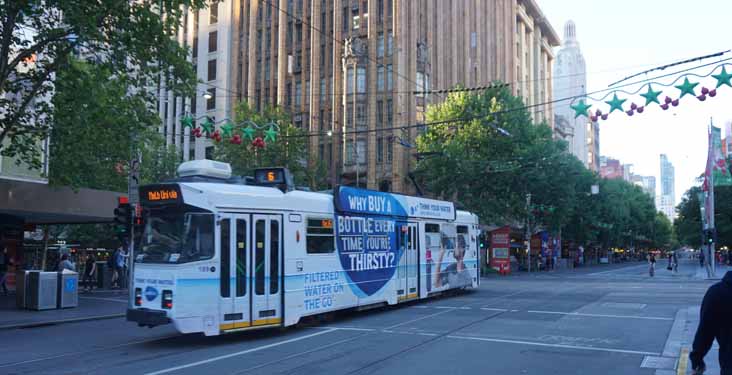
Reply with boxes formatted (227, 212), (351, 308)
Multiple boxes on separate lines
(666, 265), (672, 271)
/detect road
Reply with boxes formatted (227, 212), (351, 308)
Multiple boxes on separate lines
(0, 259), (716, 375)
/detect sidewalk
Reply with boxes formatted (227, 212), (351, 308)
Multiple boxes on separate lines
(694, 263), (731, 280)
(0, 289), (127, 330)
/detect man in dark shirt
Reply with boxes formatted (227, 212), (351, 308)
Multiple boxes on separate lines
(690, 271), (732, 374)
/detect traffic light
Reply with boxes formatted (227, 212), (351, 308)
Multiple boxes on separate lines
(704, 229), (716, 245)
(114, 198), (131, 243)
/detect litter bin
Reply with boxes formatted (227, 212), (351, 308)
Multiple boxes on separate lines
(15, 270), (30, 309)
(27, 271), (58, 311)
(57, 271), (79, 308)
(96, 262), (114, 289)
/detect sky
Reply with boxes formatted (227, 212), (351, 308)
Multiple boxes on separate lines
(538, 0), (732, 204)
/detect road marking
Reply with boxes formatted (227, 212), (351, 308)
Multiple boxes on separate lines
(447, 335), (660, 356)
(587, 264), (648, 275)
(384, 307), (455, 330)
(480, 308), (509, 312)
(79, 296), (128, 303)
(677, 348), (689, 375)
(527, 310), (673, 321)
(322, 326), (375, 332)
(144, 329), (336, 375)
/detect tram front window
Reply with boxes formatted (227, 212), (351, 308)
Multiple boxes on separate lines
(137, 210), (214, 263)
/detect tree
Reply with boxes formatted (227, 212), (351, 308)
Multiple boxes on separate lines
(48, 59), (179, 192)
(675, 185), (732, 248)
(213, 102), (329, 190)
(1, 0), (204, 169)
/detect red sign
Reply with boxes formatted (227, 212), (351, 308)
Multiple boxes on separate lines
(489, 226), (511, 275)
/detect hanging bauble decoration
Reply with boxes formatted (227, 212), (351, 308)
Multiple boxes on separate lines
(252, 136), (266, 149)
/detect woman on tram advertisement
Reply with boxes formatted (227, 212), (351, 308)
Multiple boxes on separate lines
(433, 228), (472, 290)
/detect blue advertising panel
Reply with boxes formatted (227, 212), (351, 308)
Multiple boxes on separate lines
(334, 186), (455, 220)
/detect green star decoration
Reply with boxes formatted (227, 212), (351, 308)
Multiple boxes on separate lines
(242, 125), (256, 140)
(675, 77), (698, 98)
(640, 84), (662, 106)
(264, 126), (278, 143)
(605, 93), (626, 113)
(570, 99), (591, 118)
(712, 66), (732, 88)
(200, 118), (214, 135)
(220, 122), (234, 138)
(181, 115), (194, 128)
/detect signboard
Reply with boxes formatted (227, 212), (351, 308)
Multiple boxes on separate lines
(334, 186), (455, 221)
(489, 226), (511, 274)
(140, 184), (182, 206)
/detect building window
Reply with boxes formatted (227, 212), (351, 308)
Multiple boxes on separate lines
(305, 80), (310, 106)
(207, 59), (217, 81)
(357, 139), (366, 165)
(209, 1), (218, 24)
(346, 67), (354, 94)
(386, 64), (393, 90)
(386, 0), (392, 17)
(356, 67), (366, 93)
(295, 82), (302, 107)
(376, 100), (383, 127)
(320, 79), (326, 103)
(378, 0), (384, 22)
(264, 58), (270, 81)
(192, 37), (198, 58)
(377, 66), (385, 91)
(206, 88), (215, 110)
(286, 83), (292, 106)
(356, 103), (366, 127)
(352, 15), (360, 30)
(386, 141), (393, 162)
(205, 145), (214, 160)
(386, 32), (393, 56)
(306, 218), (334, 254)
(208, 31), (217, 52)
(386, 99), (393, 125)
(377, 33), (384, 57)
(342, 7), (349, 33)
(377, 138), (383, 163)
(345, 141), (354, 165)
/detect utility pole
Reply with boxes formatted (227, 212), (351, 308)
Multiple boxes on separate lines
(127, 132), (141, 308)
(526, 193), (532, 273)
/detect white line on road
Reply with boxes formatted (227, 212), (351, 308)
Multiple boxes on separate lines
(526, 310), (674, 321)
(383, 307), (456, 330)
(587, 264), (649, 276)
(447, 335), (660, 356)
(480, 308), (509, 312)
(79, 296), (128, 303)
(143, 329), (337, 375)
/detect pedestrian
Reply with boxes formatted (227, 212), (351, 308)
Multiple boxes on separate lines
(672, 251), (679, 273)
(82, 255), (96, 292)
(110, 246), (121, 288)
(0, 247), (8, 295)
(700, 252), (706, 268)
(115, 246), (128, 289)
(57, 254), (76, 272)
(648, 254), (656, 277)
(689, 270), (732, 375)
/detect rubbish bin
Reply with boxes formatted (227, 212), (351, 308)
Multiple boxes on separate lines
(27, 271), (58, 311)
(96, 262), (114, 289)
(15, 270), (30, 309)
(57, 271), (79, 308)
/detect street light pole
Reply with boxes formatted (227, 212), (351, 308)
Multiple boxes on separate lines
(526, 193), (532, 273)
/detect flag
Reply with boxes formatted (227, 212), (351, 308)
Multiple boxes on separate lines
(710, 126), (732, 185)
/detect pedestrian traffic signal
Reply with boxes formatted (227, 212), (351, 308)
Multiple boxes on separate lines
(114, 201), (131, 244)
(704, 229), (716, 245)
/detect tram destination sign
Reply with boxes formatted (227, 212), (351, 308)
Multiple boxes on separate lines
(139, 184), (183, 206)
(334, 186), (456, 221)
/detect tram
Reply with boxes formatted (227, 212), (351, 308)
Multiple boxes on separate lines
(126, 160), (480, 336)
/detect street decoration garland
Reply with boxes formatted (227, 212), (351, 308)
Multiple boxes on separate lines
(569, 63), (732, 120)
(180, 115), (280, 149)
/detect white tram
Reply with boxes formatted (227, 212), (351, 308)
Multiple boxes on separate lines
(127, 160), (480, 336)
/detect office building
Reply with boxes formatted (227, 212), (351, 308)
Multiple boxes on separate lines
(659, 153), (675, 220)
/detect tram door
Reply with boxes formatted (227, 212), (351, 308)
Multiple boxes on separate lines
(398, 222), (419, 301)
(251, 214), (282, 326)
(218, 214), (250, 330)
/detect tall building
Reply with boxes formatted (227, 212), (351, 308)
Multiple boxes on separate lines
(553, 20), (589, 166)
(587, 120), (600, 171)
(157, 0), (560, 193)
(659, 153), (676, 220)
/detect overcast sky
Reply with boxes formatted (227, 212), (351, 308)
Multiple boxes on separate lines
(539, 0), (732, 204)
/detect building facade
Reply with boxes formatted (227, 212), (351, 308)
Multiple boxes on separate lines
(659, 153), (676, 220)
(157, 0), (559, 193)
(553, 20), (587, 165)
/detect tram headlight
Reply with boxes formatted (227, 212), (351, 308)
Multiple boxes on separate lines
(134, 288), (142, 306)
(162, 290), (173, 309)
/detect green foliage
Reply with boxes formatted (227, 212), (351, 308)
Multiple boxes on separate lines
(415, 84), (663, 250)
(48, 59), (179, 191)
(1, 0), (204, 168)
(213, 102), (328, 190)
(675, 185), (732, 248)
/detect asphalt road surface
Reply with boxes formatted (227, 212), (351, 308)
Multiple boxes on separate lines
(0, 259), (715, 375)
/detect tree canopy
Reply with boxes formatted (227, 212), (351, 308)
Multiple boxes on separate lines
(675, 185), (732, 248)
(2, 0), (204, 168)
(415, 85), (670, 250)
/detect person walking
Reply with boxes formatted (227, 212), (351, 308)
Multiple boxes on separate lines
(110, 246), (121, 288)
(672, 251), (679, 273)
(115, 247), (128, 289)
(82, 255), (96, 292)
(648, 254), (656, 277)
(57, 254), (76, 272)
(689, 270), (732, 375)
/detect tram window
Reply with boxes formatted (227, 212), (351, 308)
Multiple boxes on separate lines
(139, 211), (215, 264)
(255, 220), (265, 295)
(425, 223), (440, 233)
(220, 219), (231, 298)
(270, 221), (279, 294)
(457, 225), (468, 234)
(306, 218), (334, 254)
(235, 219), (246, 297)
